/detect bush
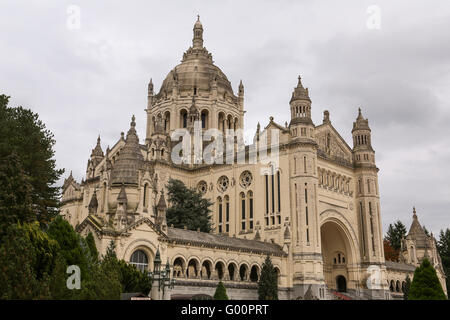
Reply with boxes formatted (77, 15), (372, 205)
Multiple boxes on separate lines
(213, 281), (229, 300)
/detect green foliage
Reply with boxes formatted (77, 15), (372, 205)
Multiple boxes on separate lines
(257, 255), (278, 300)
(47, 216), (89, 280)
(85, 232), (98, 263)
(118, 260), (152, 295)
(20, 222), (59, 280)
(403, 275), (411, 300)
(213, 281), (229, 300)
(166, 179), (213, 232)
(385, 220), (407, 251)
(48, 254), (73, 299)
(437, 228), (450, 294)
(0, 153), (35, 239)
(0, 94), (63, 227)
(409, 258), (446, 300)
(0, 223), (51, 299)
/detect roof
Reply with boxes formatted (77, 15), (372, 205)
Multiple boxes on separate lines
(155, 19), (235, 102)
(166, 227), (285, 256)
(385, 261), (416, 272)
(110, 115), (144, 185)
(407, 209), (430, 248)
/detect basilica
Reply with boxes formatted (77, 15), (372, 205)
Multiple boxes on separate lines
(61, 18), (447, 300)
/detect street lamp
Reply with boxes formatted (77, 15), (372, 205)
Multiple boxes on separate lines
(148, 247), (175, 299)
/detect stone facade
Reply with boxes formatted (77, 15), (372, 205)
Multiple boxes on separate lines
(60, 17), (447, 300)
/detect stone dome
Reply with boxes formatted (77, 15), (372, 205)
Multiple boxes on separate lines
(155, 17), (235, 100)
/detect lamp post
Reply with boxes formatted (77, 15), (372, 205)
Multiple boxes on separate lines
(148, 248), (175, 300)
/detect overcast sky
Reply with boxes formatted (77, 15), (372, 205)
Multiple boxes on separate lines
(1, 0), (449, 236)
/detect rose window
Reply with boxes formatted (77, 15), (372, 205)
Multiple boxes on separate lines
(239, 171), (253, 188)
(217, 176), (229, 192)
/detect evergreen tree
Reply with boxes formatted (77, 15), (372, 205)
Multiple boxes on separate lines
(47, 216), (89, 281)
(437, 228), (450, 293)
(166, 179), (213, 232)
(85, 232), (99, 263)
(0, 94), (64, 227)
(0, 223), (50, 299)
(423, 225), (430, 236)
(385, 220), (407, 251)
(0, 153), (35, 239)
(257, 255), (278, 300)
(213, 281), (229, 300)
(118, 260), (152, 295)
(408, 258), (446, 300)
(403, 275), (411, 300)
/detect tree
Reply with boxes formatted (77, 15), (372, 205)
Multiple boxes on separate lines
(0, 223), (51, 299)
(0, 153), (35, 239)
(118, 260), (152, 295)
(257, 255), (278, 300)
(85, 232), (99, 263)
(0, 94), (63, 227)
(408, 258), (446, 300)
(213, 281), (229, 300)
(166, 179), (213, 232)
(383, 240), (398, 262)
(437, 229), (450, 294)
(403, 275), (411, 300)
(47, 216), (89, 281)
(385, 220), (407, 251)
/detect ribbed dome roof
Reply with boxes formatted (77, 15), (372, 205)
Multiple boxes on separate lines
(155, 17), (235, 100)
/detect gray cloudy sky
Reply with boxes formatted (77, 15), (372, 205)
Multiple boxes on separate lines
(1, 0), (450, 235)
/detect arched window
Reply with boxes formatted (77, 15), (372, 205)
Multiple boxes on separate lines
(240, 192), (246, 231)
(239, 264), (248, 281)
(102, 182), (107, 212)
(180, 110), (187, 128)
(217, 197), (223, 233)
(250, 265), (259, 282)
(130, 250), (148, 272)
(248, 191), (253, 230)
(164, 111), (170, 132)
(143, 184), (148, 208)
(224, 195), (230, 233)
(201, 110), (208, 129)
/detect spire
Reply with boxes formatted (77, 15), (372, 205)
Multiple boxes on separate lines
(290, 75), (311, 103)
(357, 107), (363, 120)
(148, 78), (153, 95)
(91, 134), (104, 157)
(117, 184), (128, 204)
(110, 115), (144, 185)
(238, 80), (244, 96)
(192, 15), (204, 49)
(353, 108), (370, 132)
(413, 206), (417, 220)
(156, 189), (167, 210)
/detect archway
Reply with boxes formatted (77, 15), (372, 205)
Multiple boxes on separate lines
(336, 275), (347, 292)
(320, 218), (356, 292)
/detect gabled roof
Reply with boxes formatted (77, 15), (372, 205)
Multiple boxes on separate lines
(315, 119), (353, 154)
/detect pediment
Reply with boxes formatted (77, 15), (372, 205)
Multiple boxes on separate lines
(315, 123), (352, 163)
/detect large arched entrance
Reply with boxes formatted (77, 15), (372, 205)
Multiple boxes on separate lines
(320, 218), (356, 292)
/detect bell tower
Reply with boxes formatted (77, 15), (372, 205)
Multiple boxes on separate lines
(287, 76), (325, 299)
(352, 108), (387, 299)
